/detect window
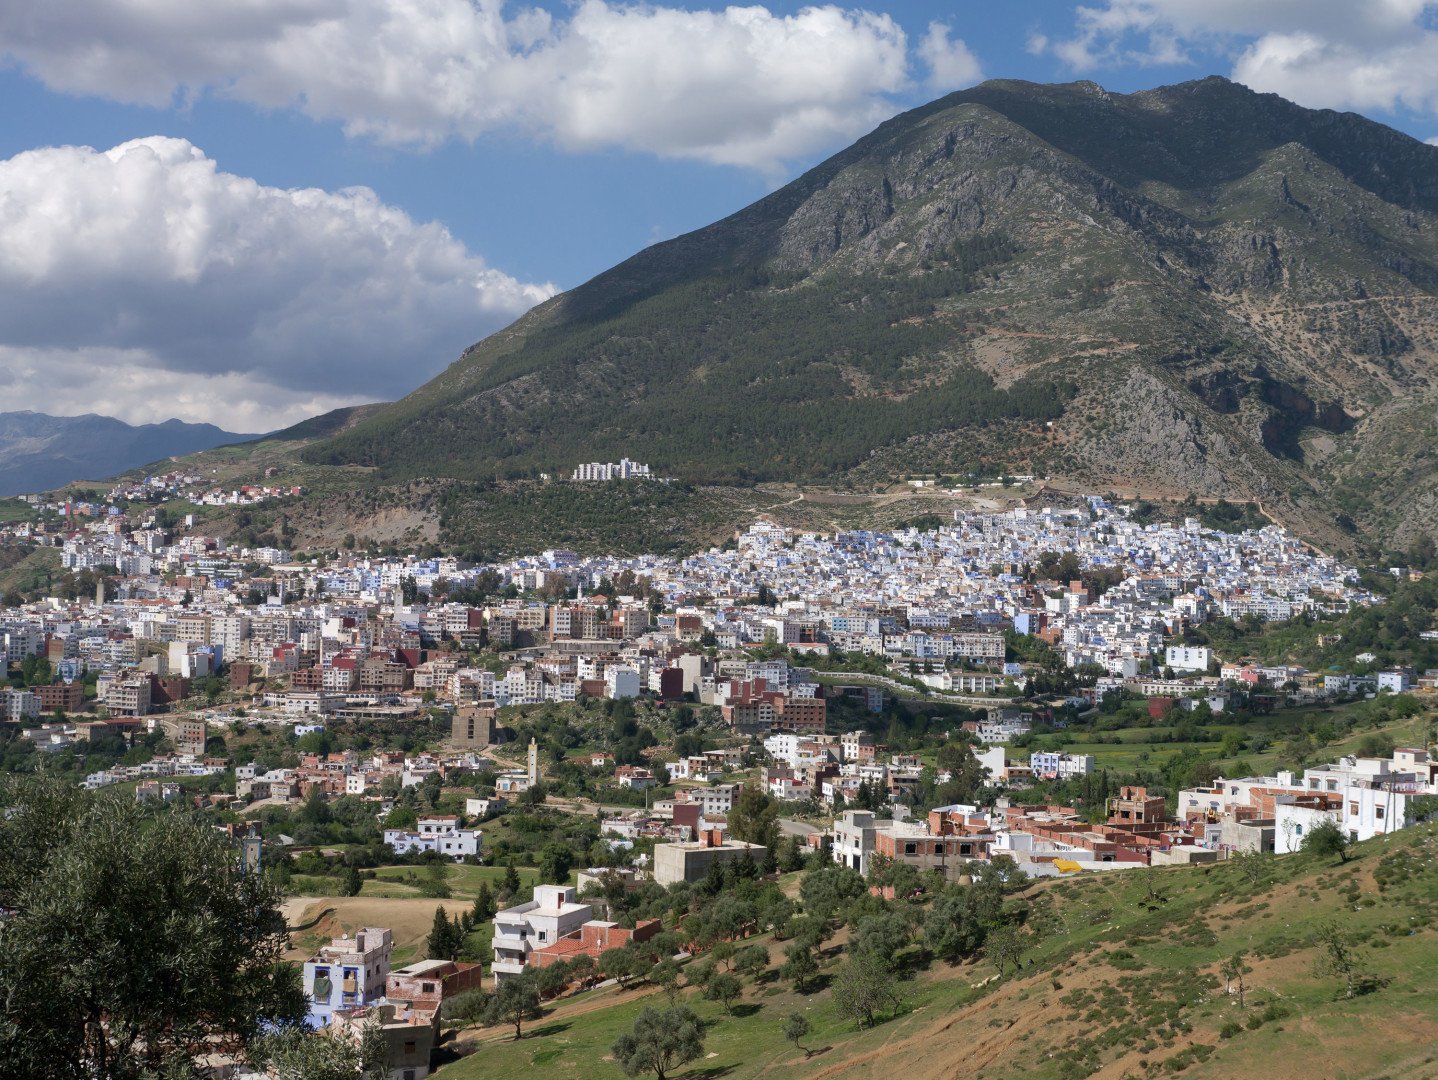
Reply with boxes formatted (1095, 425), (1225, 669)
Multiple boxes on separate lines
(1350, 802), (1359, 816)
(403, 1041), (416, 1054)
(421, 982), (435, 993)
(904, 842), (917, 855)
(538, 930), (547, 942)
(1375, 806), (1385, 820)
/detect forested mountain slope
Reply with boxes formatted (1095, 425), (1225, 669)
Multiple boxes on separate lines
(295, 77), (1438, 549)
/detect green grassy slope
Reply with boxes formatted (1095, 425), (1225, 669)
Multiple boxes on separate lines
(435, 823), (1438, 1080)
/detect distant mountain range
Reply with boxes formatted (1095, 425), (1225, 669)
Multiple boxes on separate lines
(0, 412), (260, 497)
(295, 76), (1438, 553)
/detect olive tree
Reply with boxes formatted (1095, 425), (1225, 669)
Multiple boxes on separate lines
(0, 778), (304, 1079)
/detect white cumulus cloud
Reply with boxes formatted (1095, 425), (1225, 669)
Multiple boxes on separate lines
(917, 22), (985, 95)
(0, 1), (982, 173)
(1044, 1), (1438, 121)
(0, 137), (553, 429)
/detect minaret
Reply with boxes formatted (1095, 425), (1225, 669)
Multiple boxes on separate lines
(527, 737), (539, 787)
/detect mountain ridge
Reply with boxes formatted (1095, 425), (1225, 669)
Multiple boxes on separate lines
(0, 411), (261, 497)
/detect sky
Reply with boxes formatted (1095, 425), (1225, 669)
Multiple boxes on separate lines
(4, 0), (1438, 431)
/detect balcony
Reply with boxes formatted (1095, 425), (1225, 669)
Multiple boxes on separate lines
(491, 956), (527, 977)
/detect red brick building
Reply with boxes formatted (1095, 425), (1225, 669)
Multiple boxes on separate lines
(528, 918), (662, 970)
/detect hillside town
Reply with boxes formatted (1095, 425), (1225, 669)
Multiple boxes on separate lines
(2, 496), (1436, 1079)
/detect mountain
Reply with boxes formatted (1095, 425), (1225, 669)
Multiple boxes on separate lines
(300, 76), (1438, 552)
(0, 412), (260, 497)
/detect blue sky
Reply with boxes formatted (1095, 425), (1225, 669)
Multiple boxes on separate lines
(3, 1), (1438, 429)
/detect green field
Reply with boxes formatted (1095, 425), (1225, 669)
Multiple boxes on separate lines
(1013, 704), (1434, 778)
(0, 500), (36, 523)
(288, 863), (553, 901)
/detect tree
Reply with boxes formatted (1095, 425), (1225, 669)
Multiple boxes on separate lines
(935, 740), (990, 803)
(782, 1012), (812, 1058)
(685, 960), (716, 992)
(780, 941), (819, 992)
(611, 1006), (705, 1080)
(1313, 923), (1361, 999)
(341, 864), (364, 897)
(923, 887), (997, 962)
(1230, 849), (1271, 888)
(427, 907), (462, 961)
(568, 954), (598, 990)
(539, 841), (574, 885)
(734, 944), (770, 981)
(705, 972), (743, 1014)
(852, 911), (912, 971)
(501, 862), (522, 897)
(0, 778), (304, 1079)
(440, 988), (489, 1033)
(1301, 819), (1352, 864)
(471, 881), (497, 922)
(484, 975), (541, 1039)
(600, 947), (645, 989)
(649, 959), (683, 1003)
(799, 864), (866, 922)
(985, 924), (1028, 977)
(831, 951), (901, 1028)
(1221, 951), (1250, 1008)
(709, 940), (736, 971)
(728, 782), (781, 851)
(254, 1026), (366, 1080)
(534, 961), (573, 1000)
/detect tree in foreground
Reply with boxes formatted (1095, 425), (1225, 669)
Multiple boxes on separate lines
(1301, 819), (1352, 864)
(782, 1012), (812, 1058)
(255, 1023), (387, 1080)
(485, 975), (542, 1039)
(612, 1005), (705, 1080)
(831, 952), (902, 1029)
(0, 777), (304, 1079)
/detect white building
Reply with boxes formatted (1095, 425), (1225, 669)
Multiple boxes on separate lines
(571, 458), (652, 482)
(604, 665), (641, 700)
(832, 809), (880, 875)
(1029, 751), (1095, 781)
(491, 884), (592, 984)
(1165, 645), (1212, 672)
(1376, 670), (1412, 694)
(674, 782), (740, 818)
(383, 815), (482, 860)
